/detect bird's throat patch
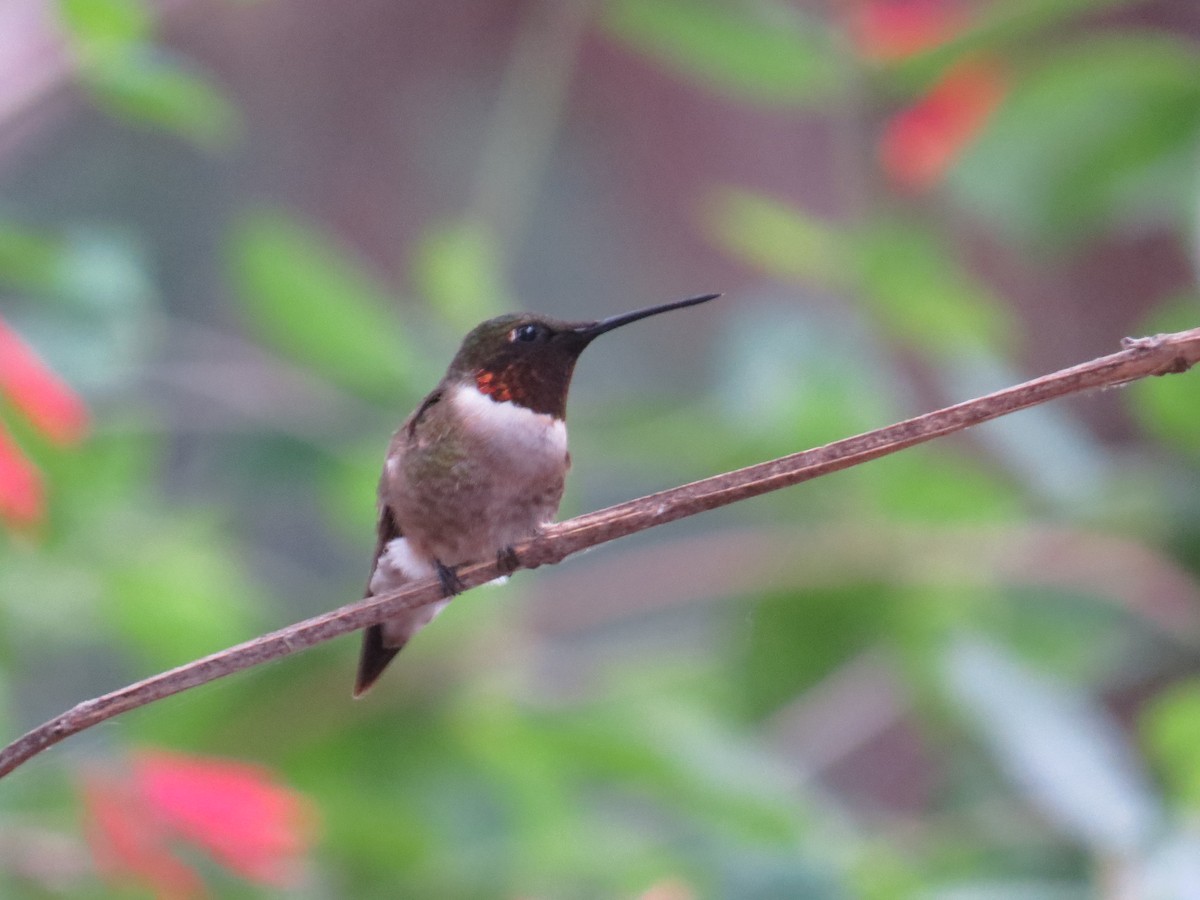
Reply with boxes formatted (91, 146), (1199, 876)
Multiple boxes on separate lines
(473, 360), (571, 418)
(470, 362), (564, 420)
(475, 367), (516, 404)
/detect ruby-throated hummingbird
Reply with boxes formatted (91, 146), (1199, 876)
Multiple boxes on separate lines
(354, 292), (719, 695)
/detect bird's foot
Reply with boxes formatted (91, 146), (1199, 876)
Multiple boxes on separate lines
(435, 561), (466, 597)
(496, 545), (520, 576)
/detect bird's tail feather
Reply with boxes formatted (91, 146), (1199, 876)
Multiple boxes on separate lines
(353, 624), (404, 697)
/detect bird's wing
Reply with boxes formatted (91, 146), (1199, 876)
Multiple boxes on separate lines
(354, 503), (404, 697)
(405, 387), (443, 439)
(353, 386), (447, 696)
(354, 386), (448, 697)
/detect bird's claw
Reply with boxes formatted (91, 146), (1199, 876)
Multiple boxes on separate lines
(435, 561), (466, 597)
(496, 546), (520, 576)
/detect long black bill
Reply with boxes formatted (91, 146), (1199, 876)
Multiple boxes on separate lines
(575, 292), (720, 341)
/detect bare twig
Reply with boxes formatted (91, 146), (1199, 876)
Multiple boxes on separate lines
(1, 328), (1197, 779)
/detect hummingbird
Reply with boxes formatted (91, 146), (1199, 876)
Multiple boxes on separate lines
(354, 291), (719, 696)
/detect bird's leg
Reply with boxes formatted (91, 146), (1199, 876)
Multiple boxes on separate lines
(496, 545), (520, 576)
(435, 561), (466, 597)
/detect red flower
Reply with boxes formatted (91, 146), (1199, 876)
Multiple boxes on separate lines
(0, 317), (89, 445)
(82, 775), (206, 900)
(0, 315), (90, 530)
(851, 0), (968, 62)
(879, 57), (1008, 190)
(81, 750), (317, 897)
(0, 426), (43, 529)
(135, 751), (317, 885)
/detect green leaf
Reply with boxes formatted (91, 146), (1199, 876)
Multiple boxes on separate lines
(229, 211), (422, 394)
(0, 220), (70, 294)
(1142, 679), (1200, 809)
(701, 192), (1013, 359)
(58, 0), (238, 148)
(100, 519), (265, 668)
(57, 0), (152, 48)
(0, 221), (156, 318)
(700, 187), (851, 289)
(602, 0), (839, 106)
(988, 586), (1130, 683)
(865, 450), (1021, 523)
(951, 35), (1200, 242)
(410, 219), (508, 332)
(965, 0), (1138, 47)
(889, 0), (1142, 88)
(855, 219), (1015, 357)
(1128, 295), (1200, 459)
(737, 584), (892, 718)
(0, 548), (102, 651)
(550, 699), (807, 844)
(82, 49), (239, 149)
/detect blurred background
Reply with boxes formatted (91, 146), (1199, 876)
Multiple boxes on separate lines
(2, 0), (1200, 896)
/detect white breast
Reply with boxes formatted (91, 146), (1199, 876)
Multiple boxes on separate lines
(450, 383), (568, 463)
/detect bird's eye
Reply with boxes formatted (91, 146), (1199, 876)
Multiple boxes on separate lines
(512, 324), (541, 343)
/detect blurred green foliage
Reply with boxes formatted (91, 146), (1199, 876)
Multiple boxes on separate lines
(952, 34), (1200, 242)
(1131, 295), (1200, 458)
(411, 219), (510, 332)
(229, 211), (423, 394)
(1, 0), (1199, 897)
(58, 0), (238, 148)
(703, 191), (1014, 358)
(601, 0), (839, 106)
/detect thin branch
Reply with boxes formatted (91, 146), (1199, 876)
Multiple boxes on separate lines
(2, 328), (1198, 779)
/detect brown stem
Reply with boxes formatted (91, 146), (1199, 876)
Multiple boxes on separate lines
(1, 328), (1197, 779)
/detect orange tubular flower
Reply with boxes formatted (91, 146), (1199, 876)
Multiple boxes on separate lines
(879, 57), (1008, 191)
